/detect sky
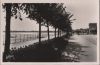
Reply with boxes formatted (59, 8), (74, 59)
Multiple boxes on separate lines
(1, 0), (99, 31)
(64, 0), (99, 30)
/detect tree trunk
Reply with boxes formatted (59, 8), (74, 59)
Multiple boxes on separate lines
(55, 28), (56, 38)
(58, 29), (59, 37)
(39, 21), (41, 45)
(3, 4), (12, 62)
(60, 30), (61, 36)
(47, 22), (50, 40)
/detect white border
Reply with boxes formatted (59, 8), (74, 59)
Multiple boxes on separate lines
(0, 0), (99, 65)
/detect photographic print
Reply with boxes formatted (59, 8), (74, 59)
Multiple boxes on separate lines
(0, 0), (99, 64)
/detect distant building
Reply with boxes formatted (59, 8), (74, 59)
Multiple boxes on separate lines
(73, 23), (97, 35)
(73, 28), (89, 35)
(89, 23), (97, 34)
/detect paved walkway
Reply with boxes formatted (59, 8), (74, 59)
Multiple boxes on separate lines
(68, 34), (97, 62)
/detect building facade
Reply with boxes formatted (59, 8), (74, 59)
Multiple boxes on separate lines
(89, 23), (97, 34)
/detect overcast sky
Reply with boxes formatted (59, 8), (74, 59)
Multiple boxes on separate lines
(64, 0), (99, 30)
(2, 0), (99, 31)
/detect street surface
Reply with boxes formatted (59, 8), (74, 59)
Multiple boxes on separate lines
(69, 34), (97, 62)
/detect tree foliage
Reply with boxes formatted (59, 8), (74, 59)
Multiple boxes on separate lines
(22, 3), (73, 32)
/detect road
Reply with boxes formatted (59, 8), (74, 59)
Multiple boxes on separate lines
(69, 34), (97, 62)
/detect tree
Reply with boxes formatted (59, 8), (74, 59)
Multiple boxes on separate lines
(3, 4), (12, 61)
(2, 3), (74, 62)
(55, 28), (57, 38)
(47, 21), (50, 40)
(3, 3), (23, 61)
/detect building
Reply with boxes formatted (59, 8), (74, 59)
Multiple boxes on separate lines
(73, 28), (89, 35)
(89, 23), (97, 34)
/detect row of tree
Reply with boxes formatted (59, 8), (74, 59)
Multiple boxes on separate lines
(3, 3), (73, 61)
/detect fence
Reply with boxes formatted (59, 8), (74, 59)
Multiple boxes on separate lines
(3, 31), (65, 45)
(3, 32), (55, 44)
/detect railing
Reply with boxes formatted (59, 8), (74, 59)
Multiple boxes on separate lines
(3, 32), (65, 44)
(11, 33), (48, 44)
(3, 32), (53, 44)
